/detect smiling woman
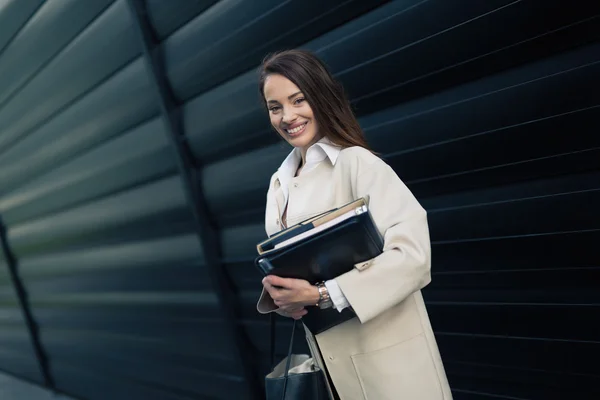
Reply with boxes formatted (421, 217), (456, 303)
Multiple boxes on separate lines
(256, 49), (453, 400)
(259, 50), (370, 154)
(264, 74), (316, 147)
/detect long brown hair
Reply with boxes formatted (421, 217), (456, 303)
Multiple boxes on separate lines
(259, 49), (372, 151)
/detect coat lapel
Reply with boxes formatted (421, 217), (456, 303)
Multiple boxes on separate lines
(274, 177), (286, 222)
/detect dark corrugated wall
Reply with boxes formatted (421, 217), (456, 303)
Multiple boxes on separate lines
(0, 1), (598, 399)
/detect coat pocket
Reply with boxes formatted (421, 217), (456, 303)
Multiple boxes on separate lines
(351, 333), (443, 400)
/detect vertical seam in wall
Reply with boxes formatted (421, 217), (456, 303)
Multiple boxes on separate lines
(0, 215), (55, 390)
(125, 0), (264, 398)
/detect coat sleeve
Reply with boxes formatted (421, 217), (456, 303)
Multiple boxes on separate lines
(336, 157), (432, 324)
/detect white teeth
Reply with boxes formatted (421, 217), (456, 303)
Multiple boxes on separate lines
(287, 123), (306, 134)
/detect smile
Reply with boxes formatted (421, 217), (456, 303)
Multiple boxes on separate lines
(286, 122), (307, 137)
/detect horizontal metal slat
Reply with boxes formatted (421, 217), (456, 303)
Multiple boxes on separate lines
(165, 0), (390, 101)
(0, 0), (139, 160)
(0, 0), (113, 109)
(146, 0), (219, 40)
(437, 333), (600, 376)
(7, 176), (191, 257)
(0, 118), (175, 225)
(0, 58), (159, 195)
(0, 0), (44, 54)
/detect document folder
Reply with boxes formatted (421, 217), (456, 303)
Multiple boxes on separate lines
(255, 197), (384, 333)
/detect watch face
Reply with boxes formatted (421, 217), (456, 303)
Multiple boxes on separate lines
(319, 299), (333, 309)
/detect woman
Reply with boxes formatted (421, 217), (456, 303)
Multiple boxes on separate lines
(256, 49), (452, 400)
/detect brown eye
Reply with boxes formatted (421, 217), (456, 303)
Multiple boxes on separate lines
(294, 98), (305, 105)
(269, 105), (281, 113)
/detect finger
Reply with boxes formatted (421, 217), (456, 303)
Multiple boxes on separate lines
(278, 308), (303, 318)
(290, 309), (308, 320)
(275, 300), (288, 308)
(264, 275), (295, 289)
(275, 309), (288, 317)
(263, 281), (282, 299)
(279, 304), (305, 313)
(275, 301), (302, 312)
(262, 280), (274, 291)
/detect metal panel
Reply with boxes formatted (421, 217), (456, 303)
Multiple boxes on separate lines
(164, 0), (390, 102)
(0, 1), (597, 399)
(203, 144), (289, 224)
(6, 173), (242, 399)
(0, 239), (43, 384)
(127, 0), (262, 397)
(182, 0), (600, 163)
(0, 58), (157, 194)
(0, 118), (175, 225)
(0, 0), (140, 160)
(0, 0), (113, 108)
(145, 0), (219, 40)
(0, 216), (53, 387)
(0, 0), (44, 54)
(0, 371), (75, 400)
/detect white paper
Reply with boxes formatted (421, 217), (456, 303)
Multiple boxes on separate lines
(274, 208), (360, 249)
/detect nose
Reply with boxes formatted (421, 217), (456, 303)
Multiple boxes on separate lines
(281, 106), (297, 125)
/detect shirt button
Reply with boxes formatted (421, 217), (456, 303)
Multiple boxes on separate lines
(328, 355), (334, 361)
(293, 182), (299, 188)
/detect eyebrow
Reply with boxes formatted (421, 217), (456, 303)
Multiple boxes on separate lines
(267, 91), (303, 104)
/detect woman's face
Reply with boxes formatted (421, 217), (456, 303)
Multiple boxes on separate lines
(263, 74), (321, 151)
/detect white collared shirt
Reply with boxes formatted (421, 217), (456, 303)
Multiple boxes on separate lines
(276, 137), (350, 312)
(277, 137), (341, 212)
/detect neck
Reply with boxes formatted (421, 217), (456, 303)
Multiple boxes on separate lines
(299, 147), (308, 167)
(299, 135), (324, 164)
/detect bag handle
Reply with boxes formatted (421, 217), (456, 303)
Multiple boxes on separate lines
(270, 314), (298, 400)
(270, 313), (277, 369)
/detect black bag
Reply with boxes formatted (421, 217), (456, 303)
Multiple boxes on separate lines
(265, 315), (330, 400)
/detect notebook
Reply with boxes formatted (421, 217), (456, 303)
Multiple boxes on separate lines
(257, 197), (372, 254)
(255, 197), (384, 333)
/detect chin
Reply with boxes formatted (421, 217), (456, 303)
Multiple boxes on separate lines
(288, 135), (314, 149)
(286, 128), (318, 149)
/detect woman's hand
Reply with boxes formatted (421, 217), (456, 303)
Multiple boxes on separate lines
(262, 275), (320, 320)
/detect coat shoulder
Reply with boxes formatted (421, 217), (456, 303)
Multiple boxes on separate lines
(337, 146), (390, 174)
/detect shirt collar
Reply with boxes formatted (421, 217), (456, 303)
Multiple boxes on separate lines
(275, 137), (341, 203)
(311, 136), (341, 166)
(278, 137), (340, 179)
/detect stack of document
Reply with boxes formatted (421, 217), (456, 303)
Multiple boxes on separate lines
(255, 197), (383, 284)
(255, 197), (384, 333)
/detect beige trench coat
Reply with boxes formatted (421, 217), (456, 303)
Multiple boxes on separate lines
(257, 146), (452, 400)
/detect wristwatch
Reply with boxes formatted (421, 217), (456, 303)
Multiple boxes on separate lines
(315, 282), (333, 309)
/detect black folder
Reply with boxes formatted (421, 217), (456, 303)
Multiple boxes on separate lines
(255, 197), (384, 334)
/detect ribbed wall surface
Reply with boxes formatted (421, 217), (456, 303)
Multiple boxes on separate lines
(0, 244), (42, 383)
(0, 1), (598, 399)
